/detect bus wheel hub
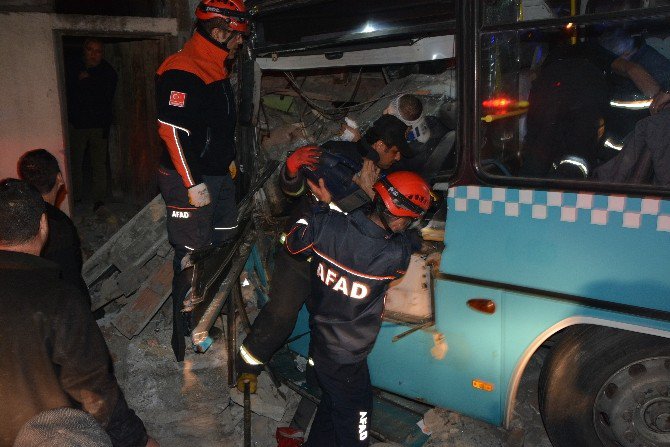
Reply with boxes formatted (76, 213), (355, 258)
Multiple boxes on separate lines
(594, 357), (670, 446)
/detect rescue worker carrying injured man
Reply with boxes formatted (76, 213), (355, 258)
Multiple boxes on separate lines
(155, 0), (250, 361)
(236, 114), (415, 393)
(284, 171), (432, 447)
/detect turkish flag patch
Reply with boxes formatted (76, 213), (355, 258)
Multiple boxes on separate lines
(169, 91), (186, 107)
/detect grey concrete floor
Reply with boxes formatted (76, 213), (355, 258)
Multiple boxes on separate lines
(98, 302), (553, 447)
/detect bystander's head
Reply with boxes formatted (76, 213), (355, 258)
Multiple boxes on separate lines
(13, 407), (112, 447)
(0, 179), (47, 253)
(18, 149), (64, 205)
(83, 38), (104, 68)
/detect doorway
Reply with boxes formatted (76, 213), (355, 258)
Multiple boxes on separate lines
(59, 33), (172, 214)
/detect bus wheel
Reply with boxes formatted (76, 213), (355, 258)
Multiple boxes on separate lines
(538, 325), (670, 447)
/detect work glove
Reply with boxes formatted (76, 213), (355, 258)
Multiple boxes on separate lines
(286, 145), (321, 177)
(188, 183), (211, 207)
(236, 372), (258, 394)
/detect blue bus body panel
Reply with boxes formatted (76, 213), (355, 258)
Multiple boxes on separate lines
(441, 187), (670, 308)
(289, 186), (670, 426)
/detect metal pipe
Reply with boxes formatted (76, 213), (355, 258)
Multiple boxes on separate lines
(244, 380), (251, 447)
(227, 290), (236, 387)
(191, 227), (255, 349)
(233, 280), (253, 334)
(391, 321), (434, 343)
(232, 277), (285, 394)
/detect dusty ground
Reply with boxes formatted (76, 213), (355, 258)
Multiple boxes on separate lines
(76, 200), (553, 447)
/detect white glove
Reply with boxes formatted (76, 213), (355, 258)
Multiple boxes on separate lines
(340, 117), (360, 142)
(188, 183), (211, 207)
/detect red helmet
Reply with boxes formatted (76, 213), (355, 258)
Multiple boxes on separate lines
(373, 171), (431, 219)
(196, 0), (249, 33)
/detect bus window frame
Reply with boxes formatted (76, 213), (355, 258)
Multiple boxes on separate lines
(464, 2), (670, 199)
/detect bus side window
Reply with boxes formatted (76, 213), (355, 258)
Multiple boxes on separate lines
(479, 16), (670, 187)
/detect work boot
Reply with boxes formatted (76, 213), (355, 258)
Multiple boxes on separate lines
(236, 372), (258, 394)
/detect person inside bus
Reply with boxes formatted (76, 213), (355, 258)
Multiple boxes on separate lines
(597, 26), (670, 143)
(593, 104), (670, 186)
(520, 27), (668, 179)
(339, 94), (449, 176)
(519, 40), (610, 178)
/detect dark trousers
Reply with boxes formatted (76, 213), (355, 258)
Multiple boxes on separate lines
(238, 247), (311, 372)
(158, 168), (238, 272)
(306, 356), (372, 447)
(158, 167), (238, 360)
(69, 126), (108, 202)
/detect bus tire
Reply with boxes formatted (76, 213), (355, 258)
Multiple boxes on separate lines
(538, 325), (670, 447)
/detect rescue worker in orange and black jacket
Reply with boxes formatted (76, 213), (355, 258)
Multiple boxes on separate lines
(155, 0), (250, 361)
(285, 171), (432, 447)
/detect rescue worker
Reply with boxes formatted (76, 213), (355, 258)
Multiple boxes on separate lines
(285, 171), (432, 447)
(155, 0), (249, 361)
(236, 115), (413, 392)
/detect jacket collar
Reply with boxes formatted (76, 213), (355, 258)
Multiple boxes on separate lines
(0, 250), (60, 278)
(349, 209), (393, 239)
(186, 29), (230, 72)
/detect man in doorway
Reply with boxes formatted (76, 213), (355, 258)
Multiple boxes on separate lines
(155, 0), (250, 361)
(18, 148), (89, 301)
(0, 179), (158, 447)
(66, 37), (117, 212)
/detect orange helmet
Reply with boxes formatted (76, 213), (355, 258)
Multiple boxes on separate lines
(196, 0), (250, 33)
(373, 171), (431, 219)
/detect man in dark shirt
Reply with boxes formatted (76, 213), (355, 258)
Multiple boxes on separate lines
(66, 37), (117, 211)
(18, 148), (89, 300)
(285, 171), (431, 447)
(0, 179), (157, 447)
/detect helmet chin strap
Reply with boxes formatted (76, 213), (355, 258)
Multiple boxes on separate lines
(373, 198), (399, 236)
(221, 29), (238, 47)
(196, 22), (234, 51)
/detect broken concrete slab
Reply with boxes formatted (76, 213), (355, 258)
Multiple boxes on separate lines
(229, 372), (290, 422)
(112, 258), (173, 338)
(83, 195), (167, 287)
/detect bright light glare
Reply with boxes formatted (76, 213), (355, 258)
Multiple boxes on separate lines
(610, 99), (652, 109)
(361, 22), (377, 33)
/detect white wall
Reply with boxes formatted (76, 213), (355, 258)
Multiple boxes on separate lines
(0, 13), (177, 213)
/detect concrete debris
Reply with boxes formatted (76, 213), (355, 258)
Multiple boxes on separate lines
(229, 372), (292, 422)
(112, 258), (173, 338)
(421, 408), (442, 435)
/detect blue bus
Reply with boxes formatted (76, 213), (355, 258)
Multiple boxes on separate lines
(247, 1), (670, 445)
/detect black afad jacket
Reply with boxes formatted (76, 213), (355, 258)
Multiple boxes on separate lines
(285, 207), (412, 364)
(156, 29), (237, 188)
